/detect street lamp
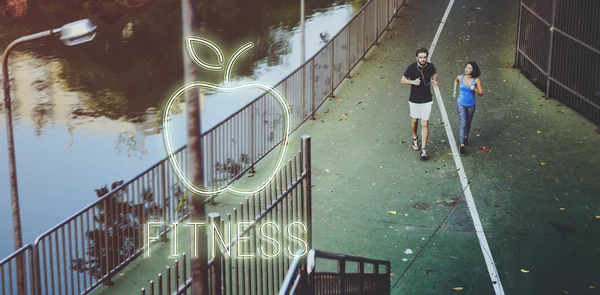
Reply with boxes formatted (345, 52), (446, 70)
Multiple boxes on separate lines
(2, 19), (97, 293)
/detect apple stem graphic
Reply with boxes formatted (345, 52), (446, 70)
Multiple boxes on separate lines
(224, 42), (254, 85)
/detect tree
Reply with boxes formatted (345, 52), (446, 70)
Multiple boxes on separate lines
(70, 180), (162, 283)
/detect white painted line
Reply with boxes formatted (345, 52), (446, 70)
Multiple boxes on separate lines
(427, 0), (506, 294)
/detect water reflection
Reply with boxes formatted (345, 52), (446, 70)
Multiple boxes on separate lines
(0, 0), (367, 257)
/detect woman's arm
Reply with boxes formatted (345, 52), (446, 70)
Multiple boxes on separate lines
(475, 78), (483, 96)
(453, 75), (459, 98)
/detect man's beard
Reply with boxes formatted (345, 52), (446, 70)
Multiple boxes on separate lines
(419, 61), (427, 66)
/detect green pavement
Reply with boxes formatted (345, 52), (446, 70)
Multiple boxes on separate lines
(93, 0), (600, 294)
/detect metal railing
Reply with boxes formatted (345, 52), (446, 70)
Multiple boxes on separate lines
(516, 0), (600, 128)
(0, 0), (406, 292)
(141, 135), (313, 295)
(0, 245), (36, 294)
(279, 249), (392, 295)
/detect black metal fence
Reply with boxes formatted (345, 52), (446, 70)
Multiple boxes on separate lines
(515, 0), (600, 128)
(142, 135), (313, 295)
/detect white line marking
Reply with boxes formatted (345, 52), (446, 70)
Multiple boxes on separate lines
(427, 0), (506, 294)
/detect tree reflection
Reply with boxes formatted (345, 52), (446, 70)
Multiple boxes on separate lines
(0, 0), (366, 127)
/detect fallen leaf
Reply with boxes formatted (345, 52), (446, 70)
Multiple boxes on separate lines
(536, 130), (542, 134)
(452, 287), (463, 291)
(457, 59), (463, 62)
(520, 269), (530, 273)
(590, 285), (595, 289)
(481, 147), (491, 152)
(541, 162), (546, 166)
(559, 207), (565, 211)
(324, 169), (331, 172)
(448, 153), (453, 156)
(441, 139), (446, 142)
(388, 210), (397, 215)
(595, 215), (600, 219)
(404, 249), (413, 254)
(358, 100), (364, 104)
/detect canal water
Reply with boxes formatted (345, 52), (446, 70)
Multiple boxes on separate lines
(0, 0), (367, 258)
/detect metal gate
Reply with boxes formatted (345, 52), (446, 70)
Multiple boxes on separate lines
(515, 0), (600, 128)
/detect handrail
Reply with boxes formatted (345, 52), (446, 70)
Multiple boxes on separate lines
(277, 249), (306, 295)
(307, 249), (391, 270)
(278, 248), (393, 295)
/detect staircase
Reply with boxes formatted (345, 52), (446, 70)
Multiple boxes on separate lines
(279, 249), (392, 295)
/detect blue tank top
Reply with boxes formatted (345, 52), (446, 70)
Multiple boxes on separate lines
(457, 75), (476, 107)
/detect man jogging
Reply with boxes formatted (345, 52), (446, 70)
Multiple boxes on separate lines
(401, 47), (438, 160)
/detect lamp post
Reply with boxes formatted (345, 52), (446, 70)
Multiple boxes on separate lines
(2, 19), (97, 294)
(301, 0), (305, 63)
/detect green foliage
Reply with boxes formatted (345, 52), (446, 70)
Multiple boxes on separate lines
(70, 180), (162, 279)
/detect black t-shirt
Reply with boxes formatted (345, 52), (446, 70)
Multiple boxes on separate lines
(403, 62), (436, 103)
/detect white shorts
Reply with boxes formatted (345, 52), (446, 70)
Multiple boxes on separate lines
(409, 101), (433, 120)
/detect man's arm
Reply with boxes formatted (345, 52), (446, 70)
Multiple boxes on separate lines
(402, 75), (419, 85)
(431, 73), (438, 87)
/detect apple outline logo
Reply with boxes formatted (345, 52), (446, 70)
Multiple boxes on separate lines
(162, 36), (292, 197)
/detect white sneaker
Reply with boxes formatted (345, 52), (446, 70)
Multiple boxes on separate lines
(420, 148), (428, 160)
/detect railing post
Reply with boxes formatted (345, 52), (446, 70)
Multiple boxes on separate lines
(301, 65), (306, 120)
(166, 266), (172, 294)
(338, 260), (346, 295)
(514, 0), (523, 68)
(330, 40), (334, 98)
(545, 0), (556, 98)
(363, 8), (367, 56)
(374, 0), (379, 45)
(311, 60), (316, 116)
(300, 136), (312, 250)
(386, 0), (390, 30)
(305, 249), (316, 295)
(161, 165), (167, 241)
(359, 261), (364, 294)
(149, 280), (154, 295)
(32, 244), (41, 295)
(249, 107), (256, 174)
(158, 273), (163, 295)
(385, 263), (391, 294)
(346, 22), (351, 78)
(103, 198), (114, 285)
(208, 212), (222, 295)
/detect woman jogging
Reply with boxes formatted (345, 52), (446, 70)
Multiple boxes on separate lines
(453, 61), (483, 156)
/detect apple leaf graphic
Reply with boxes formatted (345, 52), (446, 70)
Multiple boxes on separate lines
(186, 36), (224, 71)
(186, 36), (254, 85)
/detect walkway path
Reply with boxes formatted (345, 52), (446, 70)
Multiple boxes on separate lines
(94, 0), (600, 294)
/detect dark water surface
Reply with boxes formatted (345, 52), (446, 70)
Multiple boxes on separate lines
(0, 0), (367, 258)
